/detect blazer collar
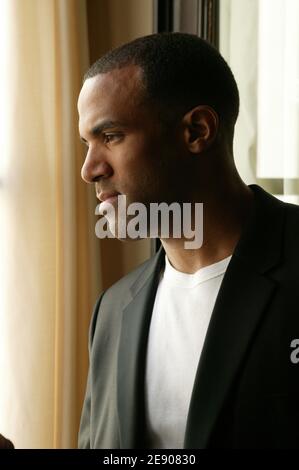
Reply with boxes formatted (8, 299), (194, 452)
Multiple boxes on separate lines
(233, 184), (285, 273)
(117, 185), (286, 448)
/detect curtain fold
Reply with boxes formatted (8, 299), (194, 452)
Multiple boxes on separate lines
(0, 0), (101, 448)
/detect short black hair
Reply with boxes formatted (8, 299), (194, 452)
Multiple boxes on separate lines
(84, 33), (239, 133)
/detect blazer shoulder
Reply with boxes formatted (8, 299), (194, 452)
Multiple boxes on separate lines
(282, 199), (299, 254)
(284, 199), (299, 218)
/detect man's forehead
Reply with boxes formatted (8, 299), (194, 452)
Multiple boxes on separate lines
(78, 64), (145, 112)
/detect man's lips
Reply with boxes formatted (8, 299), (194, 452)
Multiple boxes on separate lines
(97, 191), (120, 203)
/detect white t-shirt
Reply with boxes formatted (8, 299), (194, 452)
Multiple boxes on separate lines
(144, 253), (232, 449)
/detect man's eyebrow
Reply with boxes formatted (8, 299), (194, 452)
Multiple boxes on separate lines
(80, 120), (126, 143)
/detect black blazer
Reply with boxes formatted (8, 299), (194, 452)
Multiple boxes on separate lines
(79, 185), (299, 449)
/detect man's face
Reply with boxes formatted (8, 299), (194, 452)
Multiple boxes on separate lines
(78, 65), (186, 237)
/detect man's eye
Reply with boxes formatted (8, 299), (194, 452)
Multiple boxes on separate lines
(103, 133), (122, 144)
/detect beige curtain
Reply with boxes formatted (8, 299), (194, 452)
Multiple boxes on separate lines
(0, 0), (101, 448)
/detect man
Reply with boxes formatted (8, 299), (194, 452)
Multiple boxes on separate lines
(77, 33), (299, 449)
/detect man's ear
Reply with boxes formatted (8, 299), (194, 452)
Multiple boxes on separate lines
(182, 105), (219, 153)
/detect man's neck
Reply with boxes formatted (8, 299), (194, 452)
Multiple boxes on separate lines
(160, 183), (254, 274)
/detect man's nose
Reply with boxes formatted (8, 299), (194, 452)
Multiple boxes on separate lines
(81, 148), (113, 183)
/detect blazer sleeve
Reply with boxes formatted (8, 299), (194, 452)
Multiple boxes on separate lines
(78, 292), (105, 449)
(0, 433), (14, 449)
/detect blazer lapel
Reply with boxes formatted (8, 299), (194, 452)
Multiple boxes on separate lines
(117, 246), (164, 448)
(184, 185), (286, 448)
